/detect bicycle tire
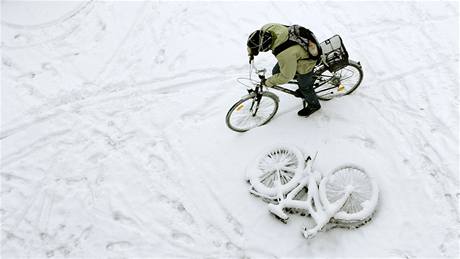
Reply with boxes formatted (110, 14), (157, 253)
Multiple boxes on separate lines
(247, 145), (305, 197)
(226, 91), (279, 132)
(315, 61), (363, 101)
(319, 165), (379, 224)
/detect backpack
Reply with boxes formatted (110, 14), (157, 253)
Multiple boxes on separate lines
(273, 25), (322, 61)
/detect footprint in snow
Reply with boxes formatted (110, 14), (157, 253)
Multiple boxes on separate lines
(347, 135), (376, 149)
(171, 231), (195, 245)
(106, 241), (133, 251)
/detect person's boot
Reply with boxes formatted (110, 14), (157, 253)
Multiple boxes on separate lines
(297, 105), (320, 117)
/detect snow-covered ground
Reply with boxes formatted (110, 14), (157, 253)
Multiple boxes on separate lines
(1, 1), (459, 258)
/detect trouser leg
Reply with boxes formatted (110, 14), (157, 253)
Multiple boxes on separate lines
(272, 63), (320, 109)
(297, 71), (321, 108)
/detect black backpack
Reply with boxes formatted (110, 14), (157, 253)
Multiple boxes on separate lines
(273, 25), (322, 61)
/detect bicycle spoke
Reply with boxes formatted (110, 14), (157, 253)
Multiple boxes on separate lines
(234, 113), (252, 127)
(259, 170), (276, 183)
(281, 171), (294, 182)
(281, 166), (297, 173)
(275, 170), (282, 186)
(257, 105), (275, 114)
(264, 175), (274, 187)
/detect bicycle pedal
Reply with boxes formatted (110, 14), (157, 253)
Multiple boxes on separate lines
(272, 213), (288, 224)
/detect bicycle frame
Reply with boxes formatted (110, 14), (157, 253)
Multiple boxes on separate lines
(248, 61), (342, 98)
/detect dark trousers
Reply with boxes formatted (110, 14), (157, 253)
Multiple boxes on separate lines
(272, 63), (321, 108)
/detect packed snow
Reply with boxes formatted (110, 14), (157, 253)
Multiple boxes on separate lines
(1, 1), (459, 258)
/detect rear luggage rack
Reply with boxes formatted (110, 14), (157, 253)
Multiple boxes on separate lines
(320, 35), (349, 72)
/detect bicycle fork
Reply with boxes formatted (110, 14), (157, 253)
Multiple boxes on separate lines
(249, 93), (263, 117)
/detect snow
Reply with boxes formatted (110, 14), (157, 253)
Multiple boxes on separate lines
(1, 1), (459, 258)
(1, 1), (88, 27)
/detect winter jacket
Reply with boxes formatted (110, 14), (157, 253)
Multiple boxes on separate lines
(261, 23), (317, 87)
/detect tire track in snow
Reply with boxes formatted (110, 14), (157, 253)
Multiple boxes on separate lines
(1, 128), (72, 167)
(27, 82), (243, 257)
(157, 134), (247, 257)
(363, 92), (459, 224)
(1, 68), (241, 141)
(2, 1), (94, 29)
(156, 89), (250, 255)
(89, 83), (249, 256)
(1, 1), (96, 49)
(115, 135), (242, 257)
(91, 1), (150, 85)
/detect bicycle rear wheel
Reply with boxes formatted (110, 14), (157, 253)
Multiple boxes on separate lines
(315, 62), (363, 101)
(319, 166), (378, 225)
(226, 91), (279, 132)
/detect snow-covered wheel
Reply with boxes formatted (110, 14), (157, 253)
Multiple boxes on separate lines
(248, 145), (305, 197)
(319, 166), (378, 224)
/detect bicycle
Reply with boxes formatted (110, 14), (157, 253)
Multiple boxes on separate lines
(246, 145), (379, 239)
(226, 35), (364, 132)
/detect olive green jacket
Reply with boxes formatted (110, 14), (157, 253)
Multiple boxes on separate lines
(261, 23), (317, 87)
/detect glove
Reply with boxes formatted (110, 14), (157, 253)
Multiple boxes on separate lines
(249, 54), (254, 64)
(260, 77), (267, 86)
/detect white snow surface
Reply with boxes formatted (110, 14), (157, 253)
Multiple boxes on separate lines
(1, 1), (459, 258)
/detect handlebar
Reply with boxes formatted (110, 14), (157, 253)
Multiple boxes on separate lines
(249, 61), (267, 84)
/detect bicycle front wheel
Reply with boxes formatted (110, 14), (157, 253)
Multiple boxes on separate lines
(247, 145), (305, 197)
(226, 91), (279, 132)
(315, 61), (363, 101)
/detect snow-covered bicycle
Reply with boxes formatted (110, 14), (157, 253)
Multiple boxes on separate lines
(226, 35), (363, 132)
(246, 145), (379, 239)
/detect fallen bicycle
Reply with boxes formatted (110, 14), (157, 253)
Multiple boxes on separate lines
(246, 145), (379, 239)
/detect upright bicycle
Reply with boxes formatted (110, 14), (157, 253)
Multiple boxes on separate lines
(226, 35), (363, 132)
